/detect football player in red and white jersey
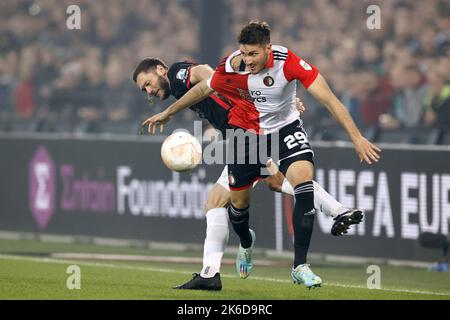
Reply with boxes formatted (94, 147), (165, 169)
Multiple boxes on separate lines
(143, 21), (380, 288)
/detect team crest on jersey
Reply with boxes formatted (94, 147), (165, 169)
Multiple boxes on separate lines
(228, 174), (236, 186)
(263, 75), (274, 87)
(176, 68), (188, 80)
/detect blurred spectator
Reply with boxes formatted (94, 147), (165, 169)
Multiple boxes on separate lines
(0, 51), (18, 116)
(380, 65), (428, 129)
(358, 68), (395, 128)
(15, 47), (37, 118)
(341, 72), (364, 128)
(102, 55), (135, 122)
(34, 46), (59, 113)
(423, 67), (450, 129)
(396, 65), (428, 127)
(357, 41), (382, 72)
(48, 60), (84, 119)
(76, 52), (105, 121)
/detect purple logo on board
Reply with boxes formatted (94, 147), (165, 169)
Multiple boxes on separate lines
(29, 145), (56, 229)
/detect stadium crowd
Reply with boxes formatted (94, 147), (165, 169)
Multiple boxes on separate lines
(0, 0), (200, 133)
(1, 0), (449, 142)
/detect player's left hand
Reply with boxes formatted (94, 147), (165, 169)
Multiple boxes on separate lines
(142, 111), (172, 134)
(295, 98), (305, 115)
(353, 136), (381, 165)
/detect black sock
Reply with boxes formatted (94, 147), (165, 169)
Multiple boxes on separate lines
(293, 181), (315, 268)
(228, 204), (252, 248)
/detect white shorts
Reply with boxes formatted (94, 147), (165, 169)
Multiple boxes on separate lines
(215, 165), (260, 191)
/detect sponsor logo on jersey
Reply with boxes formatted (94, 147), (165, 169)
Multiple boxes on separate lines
(237, 88), (268, 103)
(249, 90), (267, 103)
(176, 68), (188, 80)
(263, 75), (274, 87)
(237, 88), (253, 101)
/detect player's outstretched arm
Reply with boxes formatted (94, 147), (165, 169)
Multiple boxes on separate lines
(142, 79), (214, 134)
(307, 73), (381, 164)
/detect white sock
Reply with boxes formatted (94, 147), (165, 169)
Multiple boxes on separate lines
(312, 180), (346, 218)
(281, 179), (346, 218)
(200, 208), (229, 278)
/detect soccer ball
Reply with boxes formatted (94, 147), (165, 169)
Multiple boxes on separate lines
(161, 131), (202, 172)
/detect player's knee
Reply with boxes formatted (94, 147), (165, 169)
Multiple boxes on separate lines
(286, 161), (314, 185)
(299, 171), (314, 182)
(204, 199), (227, 213)
(204, 187), (230, 213)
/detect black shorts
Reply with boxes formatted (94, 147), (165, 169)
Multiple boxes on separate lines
(226, 119), (314, 190)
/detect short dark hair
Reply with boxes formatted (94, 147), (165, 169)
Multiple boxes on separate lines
(132, 57), (168, 82)
(238, 20), (271, 45)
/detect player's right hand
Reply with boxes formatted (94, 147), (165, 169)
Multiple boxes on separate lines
(295, 98), (305, 115)
(142, 110), (172, 134)
(353, 136), (381, 165)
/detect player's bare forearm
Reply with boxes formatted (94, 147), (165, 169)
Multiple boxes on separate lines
(166, 79), (214, 117)
(307, 74), (361, 141)
(142, 79), (214, 134)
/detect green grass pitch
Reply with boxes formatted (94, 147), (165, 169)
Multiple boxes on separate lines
(0, 239), (449, 300)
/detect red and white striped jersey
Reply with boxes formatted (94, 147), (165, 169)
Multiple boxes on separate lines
(207, 45), (319, 134)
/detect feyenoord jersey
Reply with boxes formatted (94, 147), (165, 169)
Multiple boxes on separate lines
(207, 45), (319, 134)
